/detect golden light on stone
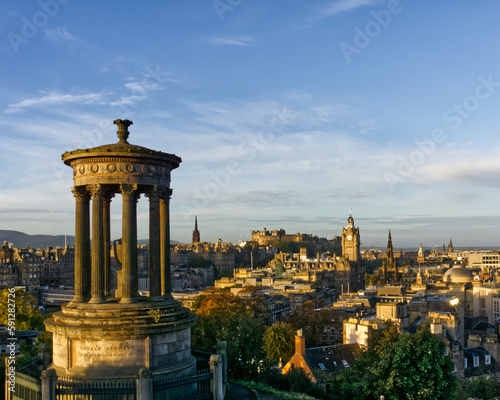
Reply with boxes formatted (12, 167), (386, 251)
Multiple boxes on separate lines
(44, 120), (197, 383)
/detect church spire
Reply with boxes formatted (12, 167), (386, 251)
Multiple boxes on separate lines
(384, 230), (396, 283)
(192, 216), (200, 244)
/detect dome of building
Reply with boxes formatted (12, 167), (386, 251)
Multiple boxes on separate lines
(443, 264), (473, 284)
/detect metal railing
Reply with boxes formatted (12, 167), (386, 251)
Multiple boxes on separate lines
(56, 377), (136, 400)
(153, 369), (213, 400)
(11, 371), (42, 400)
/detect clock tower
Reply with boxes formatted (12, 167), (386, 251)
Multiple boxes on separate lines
(342, 211), (360, 262)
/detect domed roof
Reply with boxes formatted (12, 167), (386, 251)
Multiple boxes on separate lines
(62, 119), (181, 167)
(443, 264), (472, 284)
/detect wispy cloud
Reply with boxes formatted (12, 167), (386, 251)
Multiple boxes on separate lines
(5, 91), (108, 114)
(318, 0), (381, 18)
(109, 67), (179, 107)
(43, 26), (79, 46)
(417, 157), (500, 187)
(206, 36), (257, 46)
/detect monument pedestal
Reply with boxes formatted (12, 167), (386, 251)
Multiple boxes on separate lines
(45, 297), (197, 381)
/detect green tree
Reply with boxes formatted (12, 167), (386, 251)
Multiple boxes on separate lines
(191, 290), (265, 379)
(270, 240), (300, 254)
(286, 299), (330, 347)
(0, 288), (43, 331)
(262, 321), (295, 362)
(454, 376), (500, 400)
(257, 254), (274, 268)
(332, 325), (456, 400)
(189, 256), (211, 268)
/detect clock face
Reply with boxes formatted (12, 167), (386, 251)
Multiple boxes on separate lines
(347, 235), (352, 241)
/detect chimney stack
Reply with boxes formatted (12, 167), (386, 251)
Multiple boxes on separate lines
(295, 329), (305, 355)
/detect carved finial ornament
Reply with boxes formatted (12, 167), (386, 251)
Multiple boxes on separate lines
(114, 119), (133, 144)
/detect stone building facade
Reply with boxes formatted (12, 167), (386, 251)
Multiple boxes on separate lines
(0, 245), (74, 291)
(251, 228), (315, 246)
(171, 240), (237, 271)
(341, 213), (360, 263)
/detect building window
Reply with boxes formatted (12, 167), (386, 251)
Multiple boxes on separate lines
(485, 355), (491, 365)
(474, 355), (479, 367)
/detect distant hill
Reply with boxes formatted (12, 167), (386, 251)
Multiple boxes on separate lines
(0, 230), (182, 249)
(0, 230), (75, 249)
(137, 239), (183, 245)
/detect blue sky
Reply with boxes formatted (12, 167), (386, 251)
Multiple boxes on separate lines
(1, 0), (500, 249)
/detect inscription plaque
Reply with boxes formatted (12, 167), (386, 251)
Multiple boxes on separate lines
(72, 339), (143, 368)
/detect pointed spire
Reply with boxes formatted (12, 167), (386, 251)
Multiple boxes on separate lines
(387, 230), (393, 250)
(192, 215), (200, 244)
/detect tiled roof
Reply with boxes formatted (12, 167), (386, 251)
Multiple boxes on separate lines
(304, 343), (361, 375)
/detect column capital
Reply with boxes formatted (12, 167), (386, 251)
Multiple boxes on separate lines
(71, 186), (90, 201)
(120, 183), (140, 201)
(158, 187), (173, 201)
(145, 186), (160, 201)
(87, 183), (104, 199)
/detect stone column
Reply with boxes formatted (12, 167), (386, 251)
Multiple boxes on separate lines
(120, 184), (139, 303)
(40, 369), (57, 400)
(89, 184), (106, 304)
(71, 186), (90, 303)
(160, 189), (173, 298)
(216, 341), (228, 386)
(146, 186), (161, 301)
(136, 367), (153, 400)
(210, 354), (224, 400)
(103, 190), (114, 297)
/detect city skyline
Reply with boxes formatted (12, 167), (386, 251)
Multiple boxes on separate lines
(1, 1), (500, 247)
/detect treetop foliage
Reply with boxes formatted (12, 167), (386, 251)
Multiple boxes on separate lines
(262, 321), (295, 362)
(0, 288), (43, 331)
(331, 325), (456, 400)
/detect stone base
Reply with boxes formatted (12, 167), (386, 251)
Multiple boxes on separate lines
(45, 297), (197, 380)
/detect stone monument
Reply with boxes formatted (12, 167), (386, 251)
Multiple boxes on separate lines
(45, 119), (197, 381)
